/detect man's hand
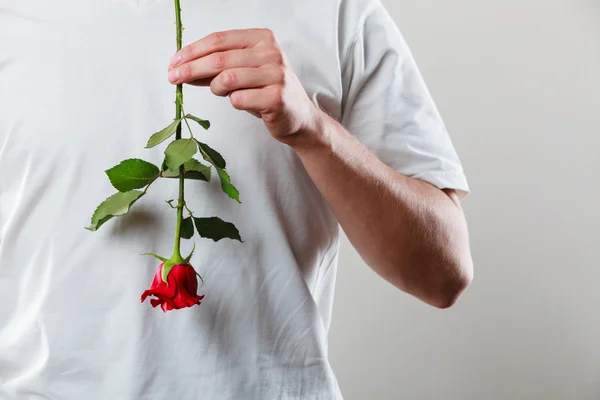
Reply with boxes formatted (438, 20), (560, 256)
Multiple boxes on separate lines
(168, 28), (320, 143)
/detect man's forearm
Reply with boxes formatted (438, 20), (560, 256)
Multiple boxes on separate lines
(284, 109), (473, 308)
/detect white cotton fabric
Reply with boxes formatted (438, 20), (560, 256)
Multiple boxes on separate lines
(0, 0), (468, 398)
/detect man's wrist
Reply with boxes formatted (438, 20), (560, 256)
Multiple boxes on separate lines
(281, 107), (334, 153)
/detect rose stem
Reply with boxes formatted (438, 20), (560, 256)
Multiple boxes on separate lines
(171, 0), (185, 263)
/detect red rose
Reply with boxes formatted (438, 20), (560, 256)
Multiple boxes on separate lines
(141, 263), (204, 312)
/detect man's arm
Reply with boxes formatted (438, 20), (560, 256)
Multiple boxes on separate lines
(167, 28), (473, 308)
(284, 112), (473, 309)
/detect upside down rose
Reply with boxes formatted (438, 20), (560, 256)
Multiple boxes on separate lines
(141, 263), (205, 312)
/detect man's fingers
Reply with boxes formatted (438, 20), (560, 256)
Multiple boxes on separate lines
(170, 28), (275, 67)
(246, 110), (262, 119)
(228, 85), (284, 114)
(210, 66), (284, 97)
(187, 77), (213, 87)
(168, 47), (277, 85)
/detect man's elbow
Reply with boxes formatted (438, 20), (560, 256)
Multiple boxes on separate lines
(426, 256), (474, 309)
(419, 255), (473, 309)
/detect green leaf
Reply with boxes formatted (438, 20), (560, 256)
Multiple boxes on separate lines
(141, 253), (167, 262)
(181, 217), (194, 239)
(185, 171), (210, 181)
(193, 217), (242, 242)
(145, 119), (181, 149)
(216, 167), (240, 203)
(162, 168), (210, 182)
(162, 157), (210, 181)
(194, 141), (237, 200)
(185, 114), (210, 130)
(184, 158), (211, 181)
(164, 139), (197, 171)
(196, 140), (226, 169)
(105, 158), (160, 192)
(161, 168), (179, 178)
(86, 190), (145, 231)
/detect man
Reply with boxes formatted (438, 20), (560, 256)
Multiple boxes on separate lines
(0, 0), (472, 398)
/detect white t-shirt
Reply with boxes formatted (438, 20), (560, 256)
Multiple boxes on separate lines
(0, 0), (469, 398)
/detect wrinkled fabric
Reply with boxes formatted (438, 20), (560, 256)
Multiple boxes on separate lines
(0, 0), (468, 399)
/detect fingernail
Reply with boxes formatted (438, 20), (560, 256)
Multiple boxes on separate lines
(168, 68), (179, 82)
(170, 53), (182, 66)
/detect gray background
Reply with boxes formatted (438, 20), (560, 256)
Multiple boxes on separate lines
(329, 1), (600, 399)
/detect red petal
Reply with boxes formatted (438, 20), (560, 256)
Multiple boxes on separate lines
(161, 299), (178, 312)
(149, 298), (162, 308)
(141, 290), (151, 303)
(149, 263), (165, 288)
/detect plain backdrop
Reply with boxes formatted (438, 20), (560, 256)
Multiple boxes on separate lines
(328, 1), (600, 399)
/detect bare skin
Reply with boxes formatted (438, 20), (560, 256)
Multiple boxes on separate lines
(168, 28), (473, 308)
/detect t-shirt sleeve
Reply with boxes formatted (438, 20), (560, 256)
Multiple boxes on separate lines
(339, 2), (470, 197)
